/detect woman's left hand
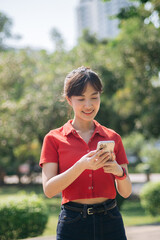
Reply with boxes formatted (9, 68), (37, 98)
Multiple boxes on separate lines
(103, 153), (123, 177)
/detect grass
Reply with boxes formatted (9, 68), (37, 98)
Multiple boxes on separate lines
(1, 185), (160, 237)
(121, 199), (160, 226)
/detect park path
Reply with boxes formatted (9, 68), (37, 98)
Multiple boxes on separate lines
(24, 224), (160, 240)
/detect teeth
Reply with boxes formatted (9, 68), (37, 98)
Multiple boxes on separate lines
(83, 110), (93, 114)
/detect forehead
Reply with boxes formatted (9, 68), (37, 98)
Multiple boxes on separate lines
(81, 83), (99, 95)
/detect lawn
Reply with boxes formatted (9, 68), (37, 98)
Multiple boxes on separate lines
(1, 185), (160, 237)
(121, 198), (160, 226)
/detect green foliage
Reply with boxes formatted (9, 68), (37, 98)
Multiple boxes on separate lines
(140, 182), (160, 216)
(78, 29), (98, 45)
(1, 0), (160, 178)
(0, 11), (20, 51)
(121, 198), (160, 226)
(0, 12), (12, 50)
(123, 132), (145, 156)
(135, 163), (151, 173)
(0, 49), (68, 176)
(50, 27), (65, 51)
(0, 194), (49, 240)
(122, 133), (160, 173)
(139, 142), (160, 172)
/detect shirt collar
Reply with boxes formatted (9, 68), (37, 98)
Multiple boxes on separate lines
(62, 120), (75, 136)
(62, 120), (106, 137)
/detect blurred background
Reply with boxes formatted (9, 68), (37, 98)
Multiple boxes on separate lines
(0, 0), (160, 239)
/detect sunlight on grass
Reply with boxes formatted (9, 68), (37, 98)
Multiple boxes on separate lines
(42, 215), (58, 236)
(123, 215), (160, 226)
(42, 197), (61, 236)
(121, 198), (160, 226)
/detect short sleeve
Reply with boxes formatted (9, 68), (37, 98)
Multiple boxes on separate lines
(115, 136), (129, 165)
(39, 134), (59, 168)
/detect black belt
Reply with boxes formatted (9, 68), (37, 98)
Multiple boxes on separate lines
(64, 199), (117, 215)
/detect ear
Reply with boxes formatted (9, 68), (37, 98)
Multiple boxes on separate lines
(66, 96), (72, 107)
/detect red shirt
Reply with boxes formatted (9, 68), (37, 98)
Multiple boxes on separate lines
(40, 120), (129, 204)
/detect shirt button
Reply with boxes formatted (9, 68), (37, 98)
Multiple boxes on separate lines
(87, 150), (89, 153)
(88, 186), (91, 190)
(89, 174), (92, 177)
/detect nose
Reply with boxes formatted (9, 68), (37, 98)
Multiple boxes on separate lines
(84, 100), (92, 108)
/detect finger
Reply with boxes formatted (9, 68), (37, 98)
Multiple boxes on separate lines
(111, 152), (116, 161)
(96, 156), (111, 168)
(87, 150), (97, 157)
(94, 152), (109, 166)
(98, 150), (111, 159)
(104, 160), (117, 168)
(91, 149), (104, 161)
(103, 165), (114, 172)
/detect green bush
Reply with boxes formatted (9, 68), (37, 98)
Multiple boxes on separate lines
(0, 194), (49, 240)
(140, 182), (160, 216)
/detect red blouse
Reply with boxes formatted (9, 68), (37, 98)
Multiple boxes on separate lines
(40, 120), (129, 204)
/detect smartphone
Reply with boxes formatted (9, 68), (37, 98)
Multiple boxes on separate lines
(97, 140), (115, 152)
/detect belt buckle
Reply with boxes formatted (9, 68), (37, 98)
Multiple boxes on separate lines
(87, 207), (93, 215)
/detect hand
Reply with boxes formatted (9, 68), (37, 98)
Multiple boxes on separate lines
(79, 149), (111, 171)
(103, 153), (123, 176)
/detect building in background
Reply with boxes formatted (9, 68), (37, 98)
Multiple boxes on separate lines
(76, 0), (132, 40)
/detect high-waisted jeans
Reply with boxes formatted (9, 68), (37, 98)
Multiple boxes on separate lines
(56, 199), (127, 240)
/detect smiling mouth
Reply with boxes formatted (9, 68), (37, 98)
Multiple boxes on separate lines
(82, 110), (94, 115)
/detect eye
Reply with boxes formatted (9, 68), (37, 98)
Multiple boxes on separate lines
(78, 98), (84, 101)
(92, 97), (98, 99)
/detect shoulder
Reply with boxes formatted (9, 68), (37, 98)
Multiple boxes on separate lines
(47, 126), (63, 136)
(97, 121), (121, 140)
(44, 126), (64, 143)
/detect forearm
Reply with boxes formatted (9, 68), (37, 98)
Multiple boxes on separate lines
(116, 175), (132, 198)
(43, 160), (85, 198)
(43, 149), (109, 198)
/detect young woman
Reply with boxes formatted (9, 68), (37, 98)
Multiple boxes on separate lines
(40, 66), (132, 240)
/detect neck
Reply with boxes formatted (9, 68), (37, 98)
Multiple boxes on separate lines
(72, 119), (95, 132)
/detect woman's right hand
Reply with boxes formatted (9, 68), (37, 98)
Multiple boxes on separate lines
(79, 149), (111, 171)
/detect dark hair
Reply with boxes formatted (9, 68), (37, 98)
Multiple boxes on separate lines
(64, 66), (103, 98)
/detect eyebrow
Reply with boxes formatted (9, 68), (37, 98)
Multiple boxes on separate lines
(80, 91), (99, 97)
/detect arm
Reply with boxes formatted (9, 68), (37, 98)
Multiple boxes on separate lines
(42, 161), (85, 198)
(114, 164), (132, 198)
(103, 155), (132, 198)
(42, 149), (110, 198)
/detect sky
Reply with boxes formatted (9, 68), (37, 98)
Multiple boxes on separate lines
(0, 0), (79, 51)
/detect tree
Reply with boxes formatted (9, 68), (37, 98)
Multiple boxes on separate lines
(0, 11), (20, 51)
(50, 27), (65, 51)
(102, 0), (160, 138)
(0, 49), (69, 181)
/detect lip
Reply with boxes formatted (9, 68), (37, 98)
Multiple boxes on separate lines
(82, 110), (94, 115)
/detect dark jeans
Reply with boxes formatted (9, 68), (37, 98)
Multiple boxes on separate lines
(56, 199), (127, 240)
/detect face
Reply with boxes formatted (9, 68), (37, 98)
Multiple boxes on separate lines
(67, 83), (101, 123)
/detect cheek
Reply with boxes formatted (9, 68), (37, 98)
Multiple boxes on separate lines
(95, 99), (100, 108)
(72, 102), (82, 111)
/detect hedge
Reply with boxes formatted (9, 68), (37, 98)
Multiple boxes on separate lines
(0, 194), (49, 240)
(140, 181), (160, 216)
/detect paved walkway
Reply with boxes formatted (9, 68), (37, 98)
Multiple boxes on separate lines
(126, 225), (160, 240)
(24, 224), (160, 240)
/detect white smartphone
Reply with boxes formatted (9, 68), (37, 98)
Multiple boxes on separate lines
(97, 140), (115, 152)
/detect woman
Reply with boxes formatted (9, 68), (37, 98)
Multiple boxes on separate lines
(40, 66), (132, 240)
